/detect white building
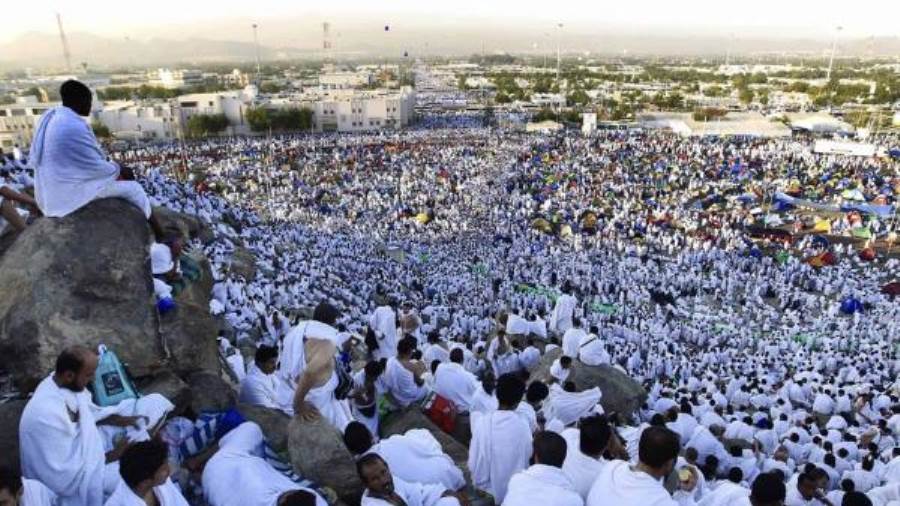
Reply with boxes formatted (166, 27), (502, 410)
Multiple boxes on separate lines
(309, 87), (416, 132)
(147, 69), (204, 90)
(93, 101), (180, 140)
(319, 71), (373, 91)
(768, 91), (812, 111)
(530, 93), (565, 108)
(176, 88), (256, 135)
(0, 97), (57, 149)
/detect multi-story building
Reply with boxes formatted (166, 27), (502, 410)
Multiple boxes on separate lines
(318, 71), (374, 91)
(176, 87), (257, 135)
(0, 97), (58, 149)
(147, 69), (204, 90)
(308, 87), (415, 132)
(93, 101), (181, 140)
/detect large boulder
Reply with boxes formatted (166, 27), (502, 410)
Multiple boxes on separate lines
(153, 206), (214, 245)
(185, 370), (236, 415)
(238, 404), (291, 453)
(0, 400), (26, 473)
(287, 416), (363, 502)
(137, 369), (192, 417)
(380, 408), (470, 473)
(0, 199), (165, 391)
(160, 301), (220, 376)
(228, 247), (257, 281)
(534, 348), (647, 422)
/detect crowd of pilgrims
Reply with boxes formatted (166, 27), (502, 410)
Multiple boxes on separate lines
(6, 109), (900, 506)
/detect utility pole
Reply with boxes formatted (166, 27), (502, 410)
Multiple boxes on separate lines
(252, 23), (261, 87)
(56, 13), (72, 73)
(556, 23), (563, 122)
(826, 25), (842, 83)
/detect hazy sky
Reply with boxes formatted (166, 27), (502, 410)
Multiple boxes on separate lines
(5, 0), (897, 44)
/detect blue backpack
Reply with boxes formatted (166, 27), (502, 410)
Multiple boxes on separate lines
(92, 345), (140, 407)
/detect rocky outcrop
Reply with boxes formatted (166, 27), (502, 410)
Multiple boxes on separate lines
(138, 369), (192, 417)
(0, 400), (26, 473)
(228, 247), (257, 281)
(288, 416), (363, 502)
(238, 404), (292, 453)
(533, 348), (647, 422)
(0, 199), (165, 391)
(153, 206), (214, 245)
(161, 301), (221, 376)
(185, 370), (236, 415)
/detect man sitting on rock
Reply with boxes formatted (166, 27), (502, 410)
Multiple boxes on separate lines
(240, 344), (280, 409)
(104, 440), (189, 506)
(0, 466), (56, 506)
(357, 453), (465, 506)
(19, 346), (172, 506)
(200, 422), (328, 506)
(382, 336), (430, 408)
(343, 421), (466, 491)
(29, 80), (163, 238)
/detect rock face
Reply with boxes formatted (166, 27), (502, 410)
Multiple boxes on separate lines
(160, 301), (221, 376)
(288, 416), (363, 502)
(153, 206), (214, 245)
(138, 369), (192, 416)
(238, 404), (292, 453)
(380, 408), (470, 472)
(0, 199), (165, 391)
(0, 400), (26, 473)
(185, 370), (236, 415)
(229, 247), (257, 281)
(534, 348), (647, 422)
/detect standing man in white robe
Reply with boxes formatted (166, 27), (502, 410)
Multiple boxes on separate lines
(503, 431), (583, 506)
(19, 346), (148, 506)
(586, 426), (699, 506)
(357, 454), (464, 506)
(370, 303), (399, 360)
(29, 80), (163, 238)
(104, 440), (188, 506)
(277, 303), (353, 431)
(468, 374), (533, 503)
(550, 287), (577, 336)
(561, 415), (611, 501)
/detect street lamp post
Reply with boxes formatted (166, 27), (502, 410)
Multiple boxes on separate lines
(826, 25), (842, 83)
(252, 23), (261, 87)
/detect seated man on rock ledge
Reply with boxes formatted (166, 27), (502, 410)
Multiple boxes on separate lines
(29, 79), (163, 238)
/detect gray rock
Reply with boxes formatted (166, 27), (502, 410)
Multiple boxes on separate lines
(137, 370), (191, 417)
(152, 207), (214, 244)
(237, 404), (291, 453)
(287, 416), (363, 502)
(0, 400), (26, 473)
(380, 408), (470, 473)
(160, 301), (221, 376)
(185, 370), (236, 414)
(0, 199), (165, 392)
(229, 247), (256, 281)
(533, 348), (647, 422)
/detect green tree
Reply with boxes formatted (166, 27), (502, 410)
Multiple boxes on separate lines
(739, 88), (755, 105)
(91, 120), (111, 139)
(692, 108), (728, 122)
(567, 89), (590, 107)
(246, 108), (271, 132)
(494, 91), (512, 104)
(186, 114), (228, 138)
(703, 85), (726, 97)
(21, 86), (44, 101)
(457, 74), (469, 91)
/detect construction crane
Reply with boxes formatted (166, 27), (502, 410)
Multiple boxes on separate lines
(56, 13), (72, 73)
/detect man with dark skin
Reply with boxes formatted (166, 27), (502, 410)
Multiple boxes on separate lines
(31, 80), (164, 238)
(357, 454), (468, 506)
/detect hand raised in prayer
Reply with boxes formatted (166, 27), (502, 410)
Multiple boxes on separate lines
(295, 401), (321, 422)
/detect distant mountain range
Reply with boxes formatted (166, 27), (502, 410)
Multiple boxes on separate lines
(1, 28), (898, 71)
